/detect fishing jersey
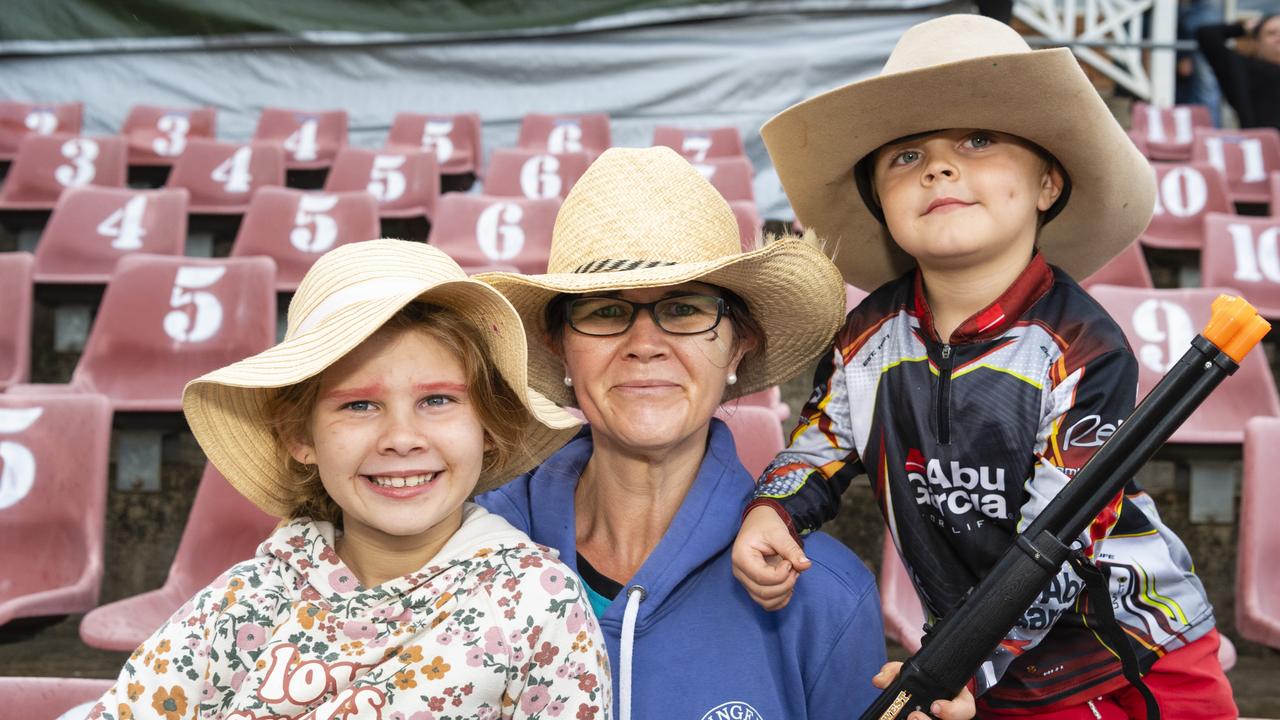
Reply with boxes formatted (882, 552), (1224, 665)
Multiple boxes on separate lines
(750, 254), (1217, 710)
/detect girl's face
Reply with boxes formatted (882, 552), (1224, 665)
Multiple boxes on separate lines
(290, 325), (489, 552)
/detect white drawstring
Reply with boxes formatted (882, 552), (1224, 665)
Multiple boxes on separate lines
(619, 585), (646, 720)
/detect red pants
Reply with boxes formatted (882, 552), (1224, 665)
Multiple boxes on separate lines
(977, 629), (1238, 719)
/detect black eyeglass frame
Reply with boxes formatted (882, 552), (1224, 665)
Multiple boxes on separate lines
(564, 293), (729, 337)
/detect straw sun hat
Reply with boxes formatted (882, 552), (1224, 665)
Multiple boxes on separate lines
(476, 146), (847, 408)
(762, 13), (1156, 291)
(182, 239), (581, 518)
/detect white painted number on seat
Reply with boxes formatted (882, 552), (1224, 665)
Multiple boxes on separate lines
(55, 138), (99, 188)
(152, 113), (191, 157)
(96, 195), (148, 250)
(163, 266), (227, 343)
(1133, 300), (1195, 373)
(291, 194), (340, 253)
(0, 406), (43, 510)
(520, 155), (561, 199)
(421, 120), (455, 164)
(476, 202), (526, 261)
(368, 155), (407, 202)
(283, 118), (319, 162)
(1228, 223), (1280, 284)
(211, 146), (253, 194)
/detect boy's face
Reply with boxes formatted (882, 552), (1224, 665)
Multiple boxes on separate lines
(870, 129), (1064, 274)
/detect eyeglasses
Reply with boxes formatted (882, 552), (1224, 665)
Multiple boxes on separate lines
(565, 294), (727, 337)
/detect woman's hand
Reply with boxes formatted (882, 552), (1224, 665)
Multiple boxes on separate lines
(731, 505), (812, 610)
(871, 662), (977, 720)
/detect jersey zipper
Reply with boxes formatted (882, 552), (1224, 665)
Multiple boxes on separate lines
(937, 343), (953, 445)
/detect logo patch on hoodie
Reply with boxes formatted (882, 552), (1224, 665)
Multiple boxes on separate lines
(700, 701), (763, 720)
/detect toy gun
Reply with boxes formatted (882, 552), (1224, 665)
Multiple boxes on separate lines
(860, 295), (1270, 720)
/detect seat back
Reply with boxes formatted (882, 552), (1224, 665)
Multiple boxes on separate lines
(253, 107), (348, 169)
(652, 125), (745, 162)
(322, 147), (440, 219)
(0, 101), (82, 160)
(0, 393), (111, 620)
(0, 676), (114, 718)
(1090, 285), (1280, 443)
(169, 464), (278, 597)
(695, 156), (755, 204)
(1130, 102), (1213, 161)
(385, 112), (483, 176)
(484, 148), (592, 200)
(1081, 241), (1154, 290)
(33, 186), (189, 284)
(715, 405), (784, 477)
(121, 104), (217, 166)
(845, 284), (869, 314)
(0, 134), (127, 210)
(428, 193), (559, 274)
(1191, 127), (1280, 205)
(0, 253), (33, 389)
(1239, 417), (1280, 649)
(729, 200), (762, 252)
(1202, 213), (1280, 318)
(1271, 171), (1279, 214)
(517, 113), (611, 156)
(73, 254), (277, 411)
(165, 139), (286, 214)
(231, 187), (380, 290)
(880, 529), (926, 653)
(1139, 162), (1232, 250)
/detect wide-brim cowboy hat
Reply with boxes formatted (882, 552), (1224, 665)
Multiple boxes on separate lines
(477, 146), (847, 408)
(183, 239), (581, 518)
(761, 13), (1156, 291)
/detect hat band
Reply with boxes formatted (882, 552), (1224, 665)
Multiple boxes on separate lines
(572, 258), (678, 274)
(294, 277), (424, 335)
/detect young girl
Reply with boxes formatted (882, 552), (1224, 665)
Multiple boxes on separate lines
(89, 239), (610, 720)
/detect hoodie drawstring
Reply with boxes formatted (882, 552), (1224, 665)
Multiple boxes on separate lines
(619, 584), (646, 720)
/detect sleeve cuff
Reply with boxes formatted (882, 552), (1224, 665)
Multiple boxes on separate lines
(744, 497), (805, 547)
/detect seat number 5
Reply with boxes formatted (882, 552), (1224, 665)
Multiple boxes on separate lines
(163, 266), (227, 343)
(0, 407), (43, 510)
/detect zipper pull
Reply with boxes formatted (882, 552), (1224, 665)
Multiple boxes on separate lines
(941, 344), (952, 360)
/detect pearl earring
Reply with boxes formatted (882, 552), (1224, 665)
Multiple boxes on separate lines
(726, 372), (738, 386)
(563, 376), (574, 387)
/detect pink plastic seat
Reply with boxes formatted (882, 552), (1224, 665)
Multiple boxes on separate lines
(0, 392), (111, 625)
(715, 405), (785, 477)
(1191, 127), (1280, 206)
(1126, 129), (1150, 159)
(0, 134), (127, 210)
(1271, 171), (1279, 214)
(484, 148), (592, 200)
(737, 385), (790, 422)
(428, 193), (559, 275)
(252, 107), (348, 170)
(0, 101), (82, 161)
(322, 147), (440, 220)
(385, 112), (483, 176)
(1129, 102), (1213, 162)
(1090, 285), (1280, 443)
(80, 464), (277, 651)
(1138, 162), (1232, 251)
(880, 530), (926, 653)
(0, 252), (33, 390)
(0, 676), (114, 718)
(1201, 213), (1280, 318)
(517, 113), (611, 156)
(231, 187), (379, 291)
(1239, 416), (1280, 650)
(845, 283), (869, 314)
(1081, 241), (1154, 290)
(652, 126), (746, 162)
(165, 139), (286, 214)
(730, 200), (762, 252)
(121, 104), (217, 166)
(33, 186), (189, 284)
(695, 156), (755, 204)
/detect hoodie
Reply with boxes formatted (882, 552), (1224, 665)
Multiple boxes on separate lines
(90, 504), (611, 720)
(476, 420), (885, 720)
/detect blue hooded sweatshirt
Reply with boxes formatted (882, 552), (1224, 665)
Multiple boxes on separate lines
(476, 419), (886, 720)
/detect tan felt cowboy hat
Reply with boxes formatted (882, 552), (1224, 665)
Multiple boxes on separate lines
(477, 146), (846, 408)
(183, 239), (581, 518)
(761, 13), (1156, 291)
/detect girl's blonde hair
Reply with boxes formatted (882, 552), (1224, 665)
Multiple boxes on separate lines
(264, 302), (532, 524)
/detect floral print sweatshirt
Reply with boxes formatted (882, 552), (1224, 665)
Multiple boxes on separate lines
(89, 504), (611, 720)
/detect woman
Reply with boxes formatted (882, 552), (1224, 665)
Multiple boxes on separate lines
(1196, 13), (1280, 130)
(475, 147), (969, 720)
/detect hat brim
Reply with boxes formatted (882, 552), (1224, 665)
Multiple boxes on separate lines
(762, 48), (1155, 291)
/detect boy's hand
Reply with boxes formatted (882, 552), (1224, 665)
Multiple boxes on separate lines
(871, 662), (976, 720)
(731, 505), (812, 610)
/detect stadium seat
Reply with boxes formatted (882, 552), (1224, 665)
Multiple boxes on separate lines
(1089, 285), (1280, 443)
(10, 255), (276, 411)
(1081, 241), (1154, 290)
(652, 125), (746, 162)
(0, 101), (82, 161)
(80, 464), (276, 651)
(695, 156), (755, 204)
(0, 134), (127, 211)
(1129, 102), (1213, 162)
(164, 139), (286, 214)
(1271, 171), (1279, 215)
(252, 107), (348, 170)
(1191, 127), (1280, 206)
(230, 187), (380, 291)
(428, 193), (559, 274)
(322, 147), (440, 220)
(120, 104), (217, 166)
(32, 187), (189, 284)
(1238, 416), (1280, 650)
(730, 200), (762, 252)
(0, 392), (111, 625)
(845, 283), (869, 314)
(385, 112), (483, 176)
(880, 530), (926, 653)
(714, 404), (784, 478)
(0, 676), (114, 718)
(737, 385), (790, 422)
(1138, 162), (1232, 251)
(1201, 213), (1280, 318)
(517, 113), (611, 156)
(484, 148), (591, 200)
(0, 252), (33, 390)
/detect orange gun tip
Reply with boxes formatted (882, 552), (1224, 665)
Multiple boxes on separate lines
(1204, 295), (1271, 363)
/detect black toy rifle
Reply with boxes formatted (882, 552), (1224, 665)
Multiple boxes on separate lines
(860, 295), (1270, 720)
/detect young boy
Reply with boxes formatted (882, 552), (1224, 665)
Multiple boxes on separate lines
(733, 14), (1238, 719)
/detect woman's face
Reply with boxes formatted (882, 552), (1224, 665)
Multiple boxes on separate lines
(559, 281), (750, 456)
